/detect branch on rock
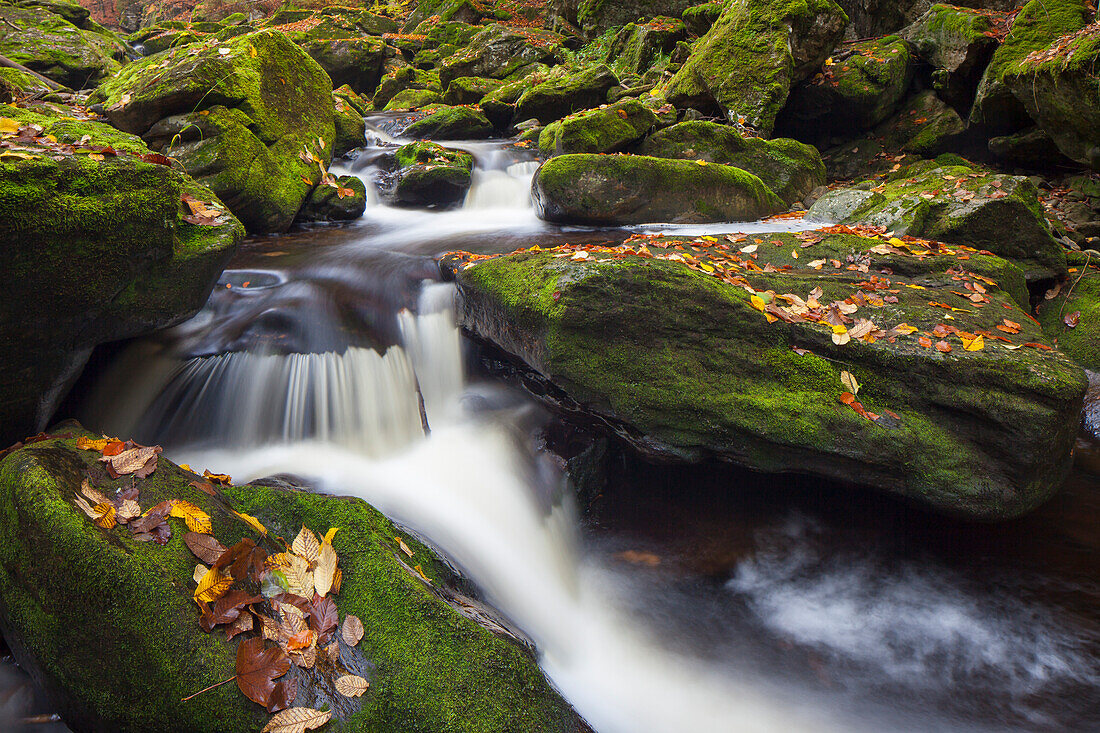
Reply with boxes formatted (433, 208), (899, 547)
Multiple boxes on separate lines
(0, 54), (64, 92)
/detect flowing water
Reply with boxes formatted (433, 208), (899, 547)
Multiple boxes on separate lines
(9, 115), (1099, 731)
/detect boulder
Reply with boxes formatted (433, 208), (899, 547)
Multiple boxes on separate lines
(297, 174), (367, 222)
(438, 24), (563, 86)
(0, 103), (243, 445)
(138, 27), (205, 55)
(836, 0), (1020, 38)
(513, 65), (619, 125)
(1003, 23), (1100, 169)
(681, 1), (724, 36)
(663, 0), (848, 135)
(969, 0), (1092, 134)
(333, 94), (366, 156)
(384, 88), (444, 111)
(0, 3), (123, 89)
(638, 120), (824, 206)
(444, 231), (1086, 520)
(402, 104), (494, 140)
(900, 4), (1005, 113)
(808, 162), (1068, 281)
(776, 35), (914, 145)
(372, 66), (442, 109)
(298, 36), (387, 97)
(551, 0), (699, 37)
(390, 141), (474, 208)
(442, 76), (505, 105)
(988, 126), (1075, 168)
(607, 16), (687, 76)
(1037, 250), (1100, 371)
(0, 429), (587, 732)
(532, 153), (785, 225)
(404, 0), (489, 29)
(92, 31), (336, 234)
(538, 99), (658, 155)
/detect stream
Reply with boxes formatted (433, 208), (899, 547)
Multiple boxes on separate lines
(6, 116), (1099, 732)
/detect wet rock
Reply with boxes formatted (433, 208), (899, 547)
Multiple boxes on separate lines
(550, 0), (698, 37)
(91, 30), (336, 234)
(681, 1), (724, 37)
(0, 429), (587, 732)
(809, 161), (1067, 281)
(0, 3), (125, 89)
(638, 120), (824, 206)
(0, 102), (243, 445)
(444, 232), (1086, 520)
(777, 36), (914, 145)
(297, 175), (367, 222)
(372, 66), (442, 110)
(390, 141), (473, 208)
(333, 94), (366, 156)
(606, 17), (686, 76)
(662, 0), (847, 136)
(384, 87), (443, 111)
(987, 126), (1073, 168)
(402, 104), (494, 140)
(1037, 250), (1100, 371)
(442, 76), (505, 105)
(513, 64), (619, 125)
(532, 153), (784, 225)
(538, 99), (658, 155)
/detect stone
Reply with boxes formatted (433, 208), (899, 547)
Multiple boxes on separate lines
(402, 104), (494, 139)
(513, 64), (619, 125)
(0, 3), (124, 89)
(390, 141), (474, 208)
(538, 99), (658, 155)
(988, 126), (1075, 168)
(438, 24), (563, 86)
(297, 175), (367, 222)
(442, 76), (506, 105)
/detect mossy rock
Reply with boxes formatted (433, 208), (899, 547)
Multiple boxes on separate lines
(334, 84), (372, 117)
(402, 104), (494, 140)
(0, 66), (58, 98)
(404, 0), (490, 30)
(92, 30), (336, 233)
(334, 94), (366, 156)
(662, 0), (847, 136)
(1003, 23), (1100, 169)
(809, 162), (1067, 281)
(969, 0), (1092, 134)
(776, 36), (914, 144)
(0, 4), (122, 89)
(372, 66), (442, 109)
(384, 88), (443, 111)
(606, 16), (686, 76)
(513, 64), (619, 126)
(0, 102), (243, 446)
(538, 98), (658, 155)
(138, 27), (206, 54)
(552, 0), (698, 37)
(438, 24), (563, 86)
(391, 141), (473, 208)
(638, 120), (824, 205)
(681, 1), (724, 36)
(445, 233), (1086, 520)
(297, 174), (367, 222)
(1037, 251), (1100, 370)
(0, 428), (587, 732)
(532, 153), (784, 225)
(442, 76), (505, 105)
(298, 35), (388, 96)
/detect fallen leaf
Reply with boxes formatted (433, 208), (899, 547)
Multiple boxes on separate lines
(236, 637), (290, 709)
(341, 615), (364, 647)
(935, 340), (952, 353)
(1065, 311), (1080, 328)
(313, 541), (337, 597)
(961, 334), (984, 351)
(203, 470), (232, 486)
(395, 537), (414, 557)
(234, 510), (267, 536)
(170, 500), (213, 534)
(261, 707), (331, 733)
(185, 532), (227, 565)
(291, 527), (320, 564)
(307, 594), (338, 642)
(76, 435), (113, 451)
(335, 674), (369, 697)
(99, 445), (161, 478)
(840, 371), (860, 395)
(194, 567), (233, 604)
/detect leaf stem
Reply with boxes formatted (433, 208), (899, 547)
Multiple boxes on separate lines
(181, 675), (236, 701)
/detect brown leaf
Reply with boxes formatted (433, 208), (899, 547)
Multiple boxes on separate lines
(1065, 311), (1080, 328)
(341, 615), (364, 647)
(291, 527), (320, 564)
(213, 538), (256, 573)
(313, 541), (337, 597)
(201, 589), (262, 632)
(99, 446), (161, 478)
(227, 610), (254, 641)
(185, 532), (227, 565)
(286, 629), (314, 651)
(190, 479), (218, 496)
(236, 637), (290, 708)
(308, 594), (338, 643)
(935, 340), (952, 353)
(268, 677), (298, 713)
(261, 707), (331, 733)
(335, 674), (369, 697)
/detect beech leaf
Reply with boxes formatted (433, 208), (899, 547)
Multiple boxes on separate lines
(335, 674), (369, 697)
(236, 637), (290, 709)
(839, 371), (860, 395)
(341, 615), (364, 647)
(170, 500), (213, 534)
(313, 541), (337, 597)
(185, 532), (227, 565)
(261, 707), (332, 733)
(291, 527), (320, 564)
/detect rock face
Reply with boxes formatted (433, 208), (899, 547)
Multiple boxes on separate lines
(0, 429), (587, 733)
(538, 99), (658, 155)
(445, 232), (1086, 520)
(513, 65), (619, 125)
(0, 103), (243, 446)
(1038, 251), (1100, 371)
(403, 104), (494, 139)
(438, 24), (562, 86)
(969, 0), (1092, 133)
(551, 0), (699, 37)
(809, 162), (1067, 281)
(532, 153), (785, 225)
(638, 120), (825, 205)
(776, 35), (914, 144)
(663, 0), (847, 135)
(297, 174), (367, 222)
(390, 141), (473, 208)
(1004, 23), (1100, 169)
(0, 3), (125, 89)
(93, 30), (336, 233)
(605, 16), (687, 76)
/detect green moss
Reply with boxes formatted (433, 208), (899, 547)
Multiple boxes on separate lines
(513, 64), (618, 124)
(0, 4), (120, 88)
(1037, 252), (1100, 370)
(403, 104), (493, 139)
(539, 99), (657, 155)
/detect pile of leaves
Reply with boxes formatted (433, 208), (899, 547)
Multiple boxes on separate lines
(70, 436), (371, 732)
(298, 141), (355, 199)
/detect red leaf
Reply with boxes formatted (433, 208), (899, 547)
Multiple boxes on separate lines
(1064, 311), (1080, 328)
(235, 637), (290, 708)
(308, 594), (339, 643)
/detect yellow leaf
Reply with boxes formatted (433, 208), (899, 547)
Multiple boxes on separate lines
(292, 526), (320, 564)
(284, 554), (314, 598)
(749, 295), (766, 312)
(893, 323), (918, 335)
(169, 500), (212, 534)
(887, 237), (906, 246)
(413, 564), (432, 584)
(840, 371), (860, 395)
(92, 502), (116, 529)
(905, 284), (926, 290)
(76, 435), (112, 451)
(0, 117), (19, 134)
(831, 325), (850, 345)
(335, 674), (369, 697)
(341, 615), (364, 646)
(395, 537), (414, 557)
(234, 510), (267, 536)
(961, 334), (984, 351)
(262, 707), (332, 733)
(322, 527), (339, 545)
(249, 45), (257, 57)
(194, 567), (231, 603)
(314, 541), (338, 597)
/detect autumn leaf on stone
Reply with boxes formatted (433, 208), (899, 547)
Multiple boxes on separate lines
(185, 532), (227, 565)
(307, 594), (338, 643)
(74, 492), (116, 529)
(292, 527), (320, 565)
(394, 537), (414, 557)
(99, 445), (161, 479)
(114, 487), (141, 523)
(831, 324), (850, 345)
(194, 566), (233, 604)
(236, 637), (290, 709)
(169, 500), (213, 534)
(1065, 311), (1080, 328)
(227, 610), (254, 641)
(75, 435), (117, 452)
(283, 554), (315, 598)
(960, 334), (984, 351)
(335, 674), (369, 697)
(840, 371), (860, 395)
(341, 615), (364, 647)
(130, 500), (172, 544)
(203, 470), (233, 486)
(314, 539), (338, 597)
(201, 589), (262, 633)
(262, 707), (331, 733)
(234, 510), (267, 536)
(267, 677), (298, 714)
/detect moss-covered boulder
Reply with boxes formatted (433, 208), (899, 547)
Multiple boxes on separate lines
(663, 0), (847, 135)
(551, 0), (698, 37)
(1037, 251), (1100, 370)
(92, 31), (336, 233)
(808, 162), (1067, 281)
(900, 4), (1005, 113)
(638, 120), (825, 206)
(606, 16), (686, 76)
(297, 174), (367, 222)
(334, 94), (366, 156)
(444, 232), (1086, 520)
(301, 35), (387, 97)
(0, 3), (123, 89)
(682, 0), (724, 36)
(438, 24), (563, 86)
(0, 102), (243, 446)
(442, 76), (505, 105)
(538, 99), (657, 155)
(969, 0), (1092, 133)
(402, 104), (494, 140)
(390, 140), (473, 208)
(385, 88), (444, 111)
(776, 35), (914, 144)
(372, 66), (442, 110)
(513, 64), (618, 125)
(1003, 23), (1100, 169)
(532, 153), (784, 225)
(0, 429), (587, 732)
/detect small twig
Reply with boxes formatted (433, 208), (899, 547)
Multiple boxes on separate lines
(181, 675), (236, 701)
